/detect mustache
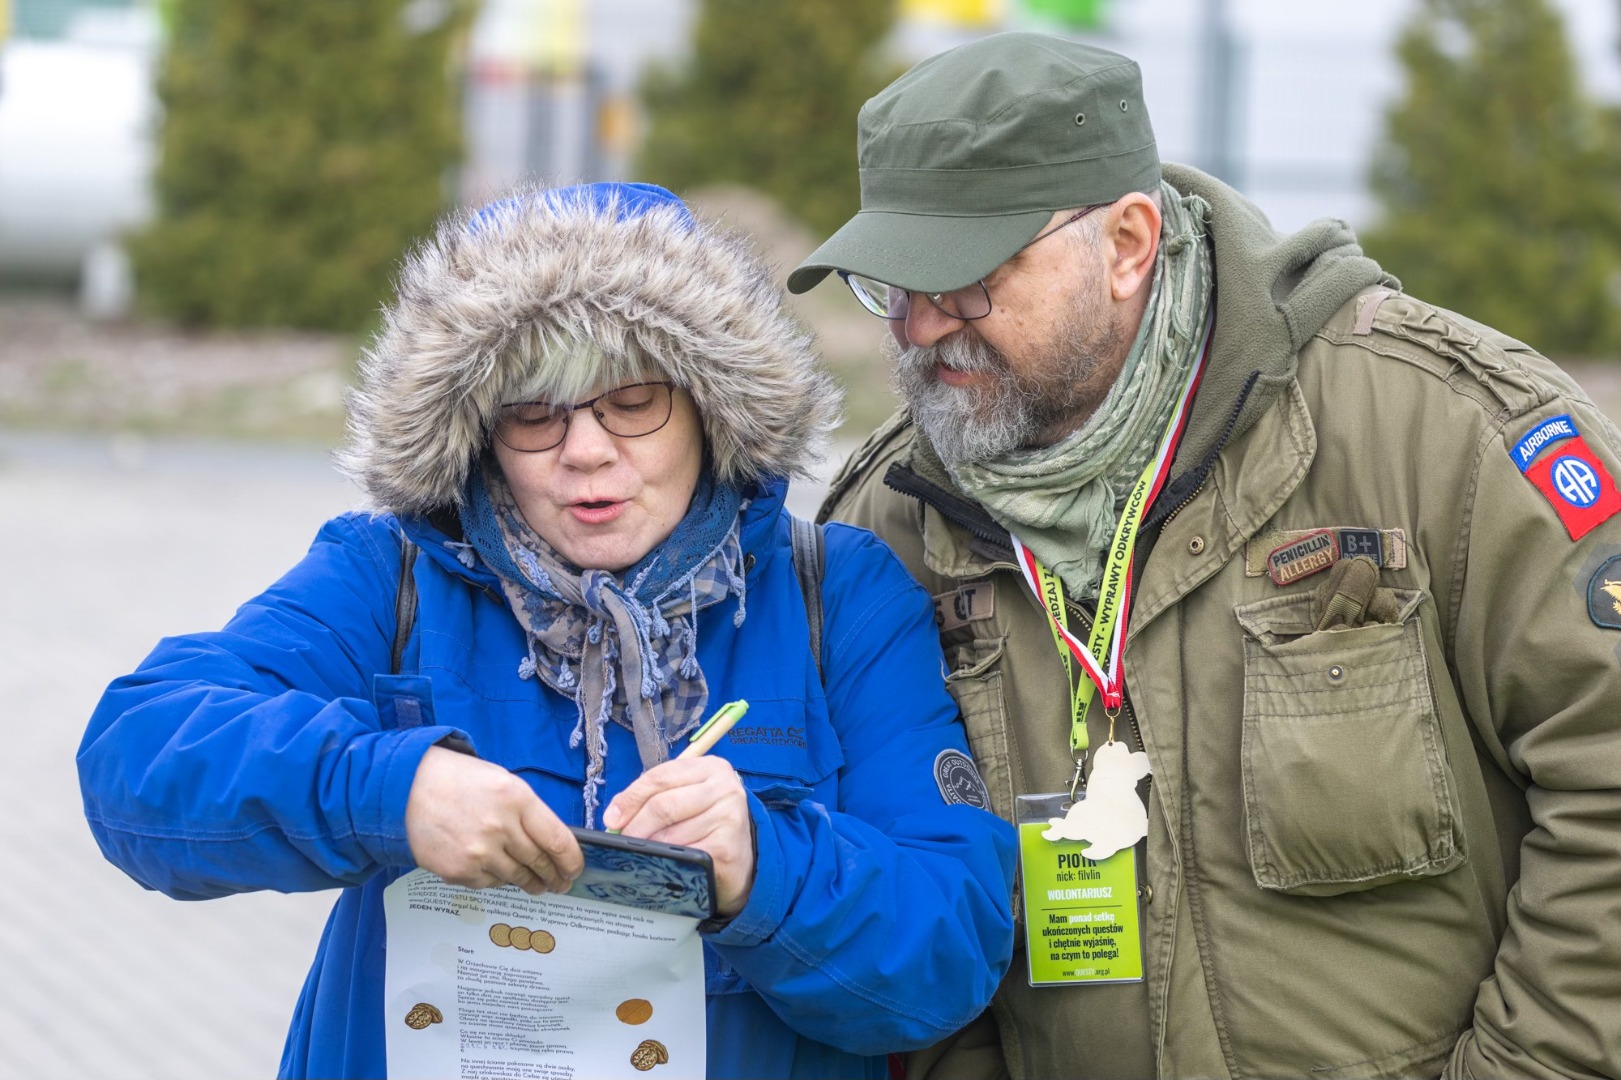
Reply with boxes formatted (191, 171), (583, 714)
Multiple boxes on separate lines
(888, 331), (1007, 377)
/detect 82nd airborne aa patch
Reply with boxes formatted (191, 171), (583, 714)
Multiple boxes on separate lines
(1513, 414), (1621, 541)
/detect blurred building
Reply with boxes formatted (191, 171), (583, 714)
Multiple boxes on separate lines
(458, 0), (695, 202)
(457, 0), (1621, 232)
(897, 0), (1621, 232)
(2, 0), (1618, 304)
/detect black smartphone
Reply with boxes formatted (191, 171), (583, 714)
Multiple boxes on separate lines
(566, 827), (717, 921)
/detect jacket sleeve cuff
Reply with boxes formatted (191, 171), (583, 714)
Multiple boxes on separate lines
(704, 790), (784, 946)
(354, 725), (478, 868)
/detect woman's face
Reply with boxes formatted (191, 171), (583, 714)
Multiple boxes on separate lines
(493, 384), (705, 573)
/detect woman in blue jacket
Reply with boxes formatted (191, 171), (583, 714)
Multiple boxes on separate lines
(76, 183), (1015, 1079)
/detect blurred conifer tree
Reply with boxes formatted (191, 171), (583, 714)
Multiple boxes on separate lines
(635, 0), (897, 237)
(131, 0), (471, 330)
(1362, 0), (1621, 356)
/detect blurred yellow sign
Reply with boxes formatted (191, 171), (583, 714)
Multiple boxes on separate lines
(901, 0), (1005, 27)
(0, 0), (10, 43)
(531, 0), (583, 76)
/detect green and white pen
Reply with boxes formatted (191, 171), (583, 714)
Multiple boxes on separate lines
(678, 700), (749, 760)
(604, 701), (749, 833)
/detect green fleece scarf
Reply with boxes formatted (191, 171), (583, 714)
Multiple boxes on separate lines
(950, 182), (1213, 599)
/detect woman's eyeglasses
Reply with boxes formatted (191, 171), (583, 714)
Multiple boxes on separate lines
(494, 381), (677, 453)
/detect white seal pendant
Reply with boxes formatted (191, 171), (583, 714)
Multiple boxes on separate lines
(1040, 740), (1152, 860)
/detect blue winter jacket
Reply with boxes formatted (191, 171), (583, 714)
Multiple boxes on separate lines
(78, 480), (1016, 1079)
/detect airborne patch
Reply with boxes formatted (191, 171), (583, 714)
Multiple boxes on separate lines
(1589, 555), (1621, 630)
(1265, 529), (1340, 586)
(1511, 415), (1621, 541)
(1246, 527), (1408, 579)
(1512, 414), (1579, 470)
(934, 581), (995, 631)
(934, 749), (991, 810)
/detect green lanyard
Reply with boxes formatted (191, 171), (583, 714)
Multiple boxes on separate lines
(1012, 314), (1214, 793)
(1029, 565), (1096, 757)
(1016, 446), (1157, 793)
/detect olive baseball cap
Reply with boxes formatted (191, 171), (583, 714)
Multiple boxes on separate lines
(788, 33), (1158, 295)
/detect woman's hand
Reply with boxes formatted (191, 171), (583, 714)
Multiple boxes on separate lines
(602, 756), (756, 917)
(405, 745), (584, 894)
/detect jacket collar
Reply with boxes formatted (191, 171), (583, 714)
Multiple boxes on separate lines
(1161, 163), (1387, 478)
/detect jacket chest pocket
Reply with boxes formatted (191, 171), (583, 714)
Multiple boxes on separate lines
(944, 635), (1016, 826)
(1235, 590), (1465, 896)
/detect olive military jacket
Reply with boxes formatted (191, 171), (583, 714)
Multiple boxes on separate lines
(820, 165), (1621, 1080)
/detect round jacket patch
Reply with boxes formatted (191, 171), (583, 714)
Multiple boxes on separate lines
(934, 749), (991, 809)
(1589, 554), (1621, 629)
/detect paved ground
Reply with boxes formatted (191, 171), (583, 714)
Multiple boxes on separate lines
(0, 429), (839, 1080)
(9, 345), (1621, 1079)
(0, 434), (357, 1079)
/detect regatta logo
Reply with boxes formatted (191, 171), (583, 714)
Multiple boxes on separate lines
(726, 725), (806, 749)
(1513, 415), (1578, 471)
(1266, 529), (1340, 586)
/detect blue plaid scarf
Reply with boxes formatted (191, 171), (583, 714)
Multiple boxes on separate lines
(460, 459), (747, 827)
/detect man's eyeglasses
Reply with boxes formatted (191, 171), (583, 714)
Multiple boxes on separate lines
(839, 204), (1105, 323)
(494, 381), (677, 453)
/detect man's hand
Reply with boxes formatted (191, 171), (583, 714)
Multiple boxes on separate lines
(602, 756), (756, 916)
(405, 745), (583, 894)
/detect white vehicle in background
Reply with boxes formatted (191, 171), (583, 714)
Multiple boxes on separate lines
(0, 1), (158, 316)
(0, 0), (685, 316)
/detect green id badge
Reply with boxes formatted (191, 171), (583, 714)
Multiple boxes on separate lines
(1016, 792), (1145, 986)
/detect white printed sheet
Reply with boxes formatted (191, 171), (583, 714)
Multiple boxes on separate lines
(383, 870), (705, 1079)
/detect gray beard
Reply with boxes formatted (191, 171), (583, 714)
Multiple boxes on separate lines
(889, 306), (1122, 468)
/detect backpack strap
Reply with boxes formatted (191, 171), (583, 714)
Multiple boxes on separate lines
(392, 533), (419, 676)
(789, 514), (826, 684)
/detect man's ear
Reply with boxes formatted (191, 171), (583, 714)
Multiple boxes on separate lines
(1105, 193), (1162, 302)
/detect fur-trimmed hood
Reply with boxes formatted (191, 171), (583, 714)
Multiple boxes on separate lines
(338, 183), (841, 513)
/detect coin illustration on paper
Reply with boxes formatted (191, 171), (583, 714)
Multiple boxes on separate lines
(616, 998), (653, 1025)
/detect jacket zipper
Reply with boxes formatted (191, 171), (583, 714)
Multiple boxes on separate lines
(1154, 477), (1208, 529)
(1140, 369), (1259, 534)
(1121, 692), (1149, 795)
(883, 463), (1014, 555)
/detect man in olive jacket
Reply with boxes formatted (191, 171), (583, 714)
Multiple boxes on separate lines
(789, 32), (1621, 1080)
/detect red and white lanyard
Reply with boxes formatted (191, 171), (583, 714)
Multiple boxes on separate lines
(1012, 314), (1213, 715)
